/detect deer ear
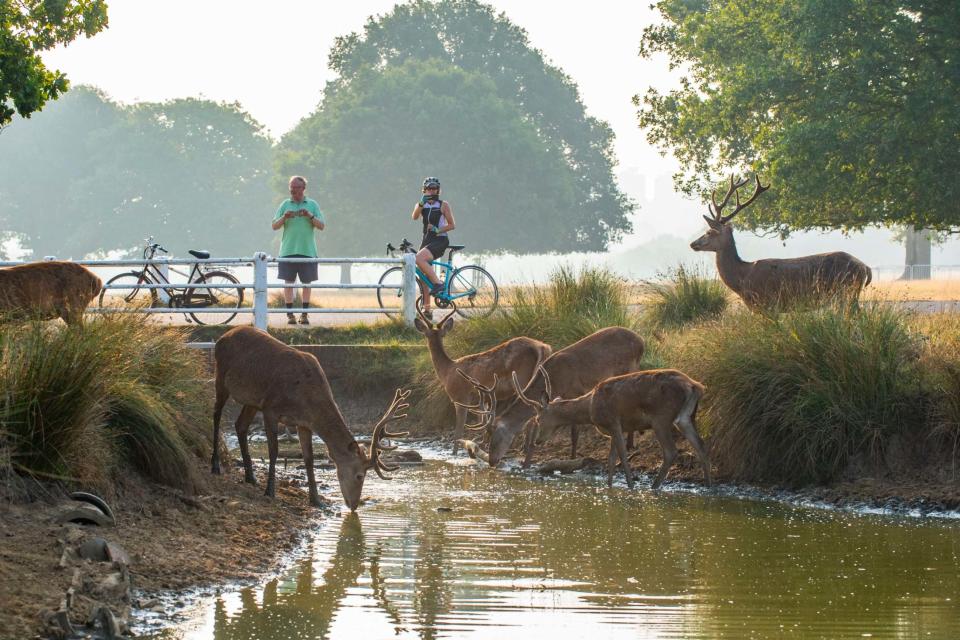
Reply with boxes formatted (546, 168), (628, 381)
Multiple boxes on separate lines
(414, 318), (429, 333)
(438, 316), (454, 337)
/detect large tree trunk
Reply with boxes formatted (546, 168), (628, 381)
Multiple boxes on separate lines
(900, 227), (931, 280)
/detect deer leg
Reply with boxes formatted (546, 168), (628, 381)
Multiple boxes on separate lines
(606, 438), (618, 488)
(652, 420), (679, 491)
(234, 405), (258, 484)
(610, 421), (633, 489)
(211, 383), (230, 475)
(675, 415), (711, 486)
(298, 426), (325, 508)
(262, 411), (280, 498)
(521, 423), (537, 468)
(452, 404), (467, 455)
(569, 424), (579, 459)
(626, 431), (635, 450)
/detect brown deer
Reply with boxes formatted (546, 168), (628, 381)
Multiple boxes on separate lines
(515, 368), (710, 489)
(690, 175), (871, 310)
(413, 301), (552, 454)
(0, 261), (102, 325)
(211, 326), (409, 511)
(474, 327), (645, 468)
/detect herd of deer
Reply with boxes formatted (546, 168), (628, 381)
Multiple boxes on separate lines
(208, 175), (875, 511)
(0, 176), (874, 511)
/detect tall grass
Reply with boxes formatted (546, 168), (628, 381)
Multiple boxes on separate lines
(0, 314), (209, 496)
(446, 264), (635, 354)
(913, 313), (960, 478)
(643, 264), (729, 329)
(667, 304), (925, 485)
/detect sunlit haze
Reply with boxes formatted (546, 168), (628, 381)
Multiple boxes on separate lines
(38, 0), (960, 266)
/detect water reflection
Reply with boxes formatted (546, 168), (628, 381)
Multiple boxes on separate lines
(151, 462), (960, 640)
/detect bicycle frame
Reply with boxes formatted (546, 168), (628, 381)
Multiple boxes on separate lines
(127, 244), (227, 307)
(412, 257), (480, 302)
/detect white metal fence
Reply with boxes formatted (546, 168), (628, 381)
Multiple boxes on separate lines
(0, 253), (418, 329)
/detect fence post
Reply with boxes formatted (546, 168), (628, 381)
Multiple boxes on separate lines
(402, 253), (416, 327)
(156, 256), (171, 302)
(253, 252), (268, 331)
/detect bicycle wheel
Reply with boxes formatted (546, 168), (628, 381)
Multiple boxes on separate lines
(187, 270), (243, 325)
(376, 266), (405, 316)
(98, 272), (159, 310)
(449, 265), (499, 319)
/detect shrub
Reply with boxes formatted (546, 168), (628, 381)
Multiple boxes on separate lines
(643, 264), (729, 329)
(0, 314), (209, 495)
(667, 304), (925, 485)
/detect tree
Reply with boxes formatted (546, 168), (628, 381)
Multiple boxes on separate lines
(0, 0), (108, 127)
(637, 1), (960, 236)
(279, 0), (634, 255)
(0, 86), (276, 258)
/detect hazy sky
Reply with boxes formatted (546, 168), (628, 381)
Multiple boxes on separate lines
(41, 0), (690, 242)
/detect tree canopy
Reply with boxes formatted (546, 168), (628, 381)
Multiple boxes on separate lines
(0, 87), (275, 258)
(637, 0), (960, 235)
(0, 0), (108, 127)
(279, 0), (634, 255)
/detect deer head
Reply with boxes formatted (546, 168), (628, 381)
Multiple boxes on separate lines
(413, 296), (456, 338)
(339, 388), (410, 511)
(512, 366), (569, 444)
(690, 174), (769, 252)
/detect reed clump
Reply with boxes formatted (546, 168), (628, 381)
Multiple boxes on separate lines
(446, 264), (635, 354)
(0, 314), (209, 496)
(643, 264), (729, 329)
(666, 303), (926, 486)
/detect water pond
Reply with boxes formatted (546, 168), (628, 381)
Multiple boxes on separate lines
(142, 457), (960, 639)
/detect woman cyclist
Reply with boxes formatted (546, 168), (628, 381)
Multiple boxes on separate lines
(411, 176), (456, 316)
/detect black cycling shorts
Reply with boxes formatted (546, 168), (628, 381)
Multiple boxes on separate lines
(277, 255), (319, 283)
(420, 235), (450, 260)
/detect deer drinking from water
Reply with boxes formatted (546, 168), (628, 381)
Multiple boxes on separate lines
(0, 261), (102, 325)
(211, 326), (409, 511)
(690, 175), (871, 310)
(516, 367), (710, 489)
(472, 327), (645, 468)
(413, 301), (552, 454)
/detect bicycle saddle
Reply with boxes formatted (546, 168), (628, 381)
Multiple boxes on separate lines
(189, 250), (210, 259)
(448, 244), (465, 252)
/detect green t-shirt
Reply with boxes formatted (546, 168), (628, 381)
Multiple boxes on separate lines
(273, 197), (324, 257)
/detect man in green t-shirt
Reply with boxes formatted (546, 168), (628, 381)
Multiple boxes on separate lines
(271, 176), (325, 324)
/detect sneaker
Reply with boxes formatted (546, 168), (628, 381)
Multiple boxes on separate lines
(299, 313), (310, 325)
(286, 313), (297, 325)
(422, 308), (433, 320)
(429, 282), (444, 296)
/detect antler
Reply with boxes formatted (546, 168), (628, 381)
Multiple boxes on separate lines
(415, 295), (456, 328)
(367, 388), (411, 480)
(455, 369), (498, 431)
(709, 174), (769, 224)
(539, 364), (553, 402)
(511, 370), (543, 411)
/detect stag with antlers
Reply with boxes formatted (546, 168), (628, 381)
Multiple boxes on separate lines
(515, 367), (710, 489)
(413, 299), (552, 454)
(690, 174), (871, 310)
(211, 326), (409, 511)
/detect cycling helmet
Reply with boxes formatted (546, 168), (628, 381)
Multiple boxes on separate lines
(422, 177), (441, 189)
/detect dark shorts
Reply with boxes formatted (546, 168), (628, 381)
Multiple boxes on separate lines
(420, 235), (450, 260)
(277, 255), (318, 283)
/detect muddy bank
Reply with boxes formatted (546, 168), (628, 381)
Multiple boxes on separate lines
(0, 460), (321, 640)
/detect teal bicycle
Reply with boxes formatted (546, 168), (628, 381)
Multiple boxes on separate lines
(378, 239), (499, 319)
